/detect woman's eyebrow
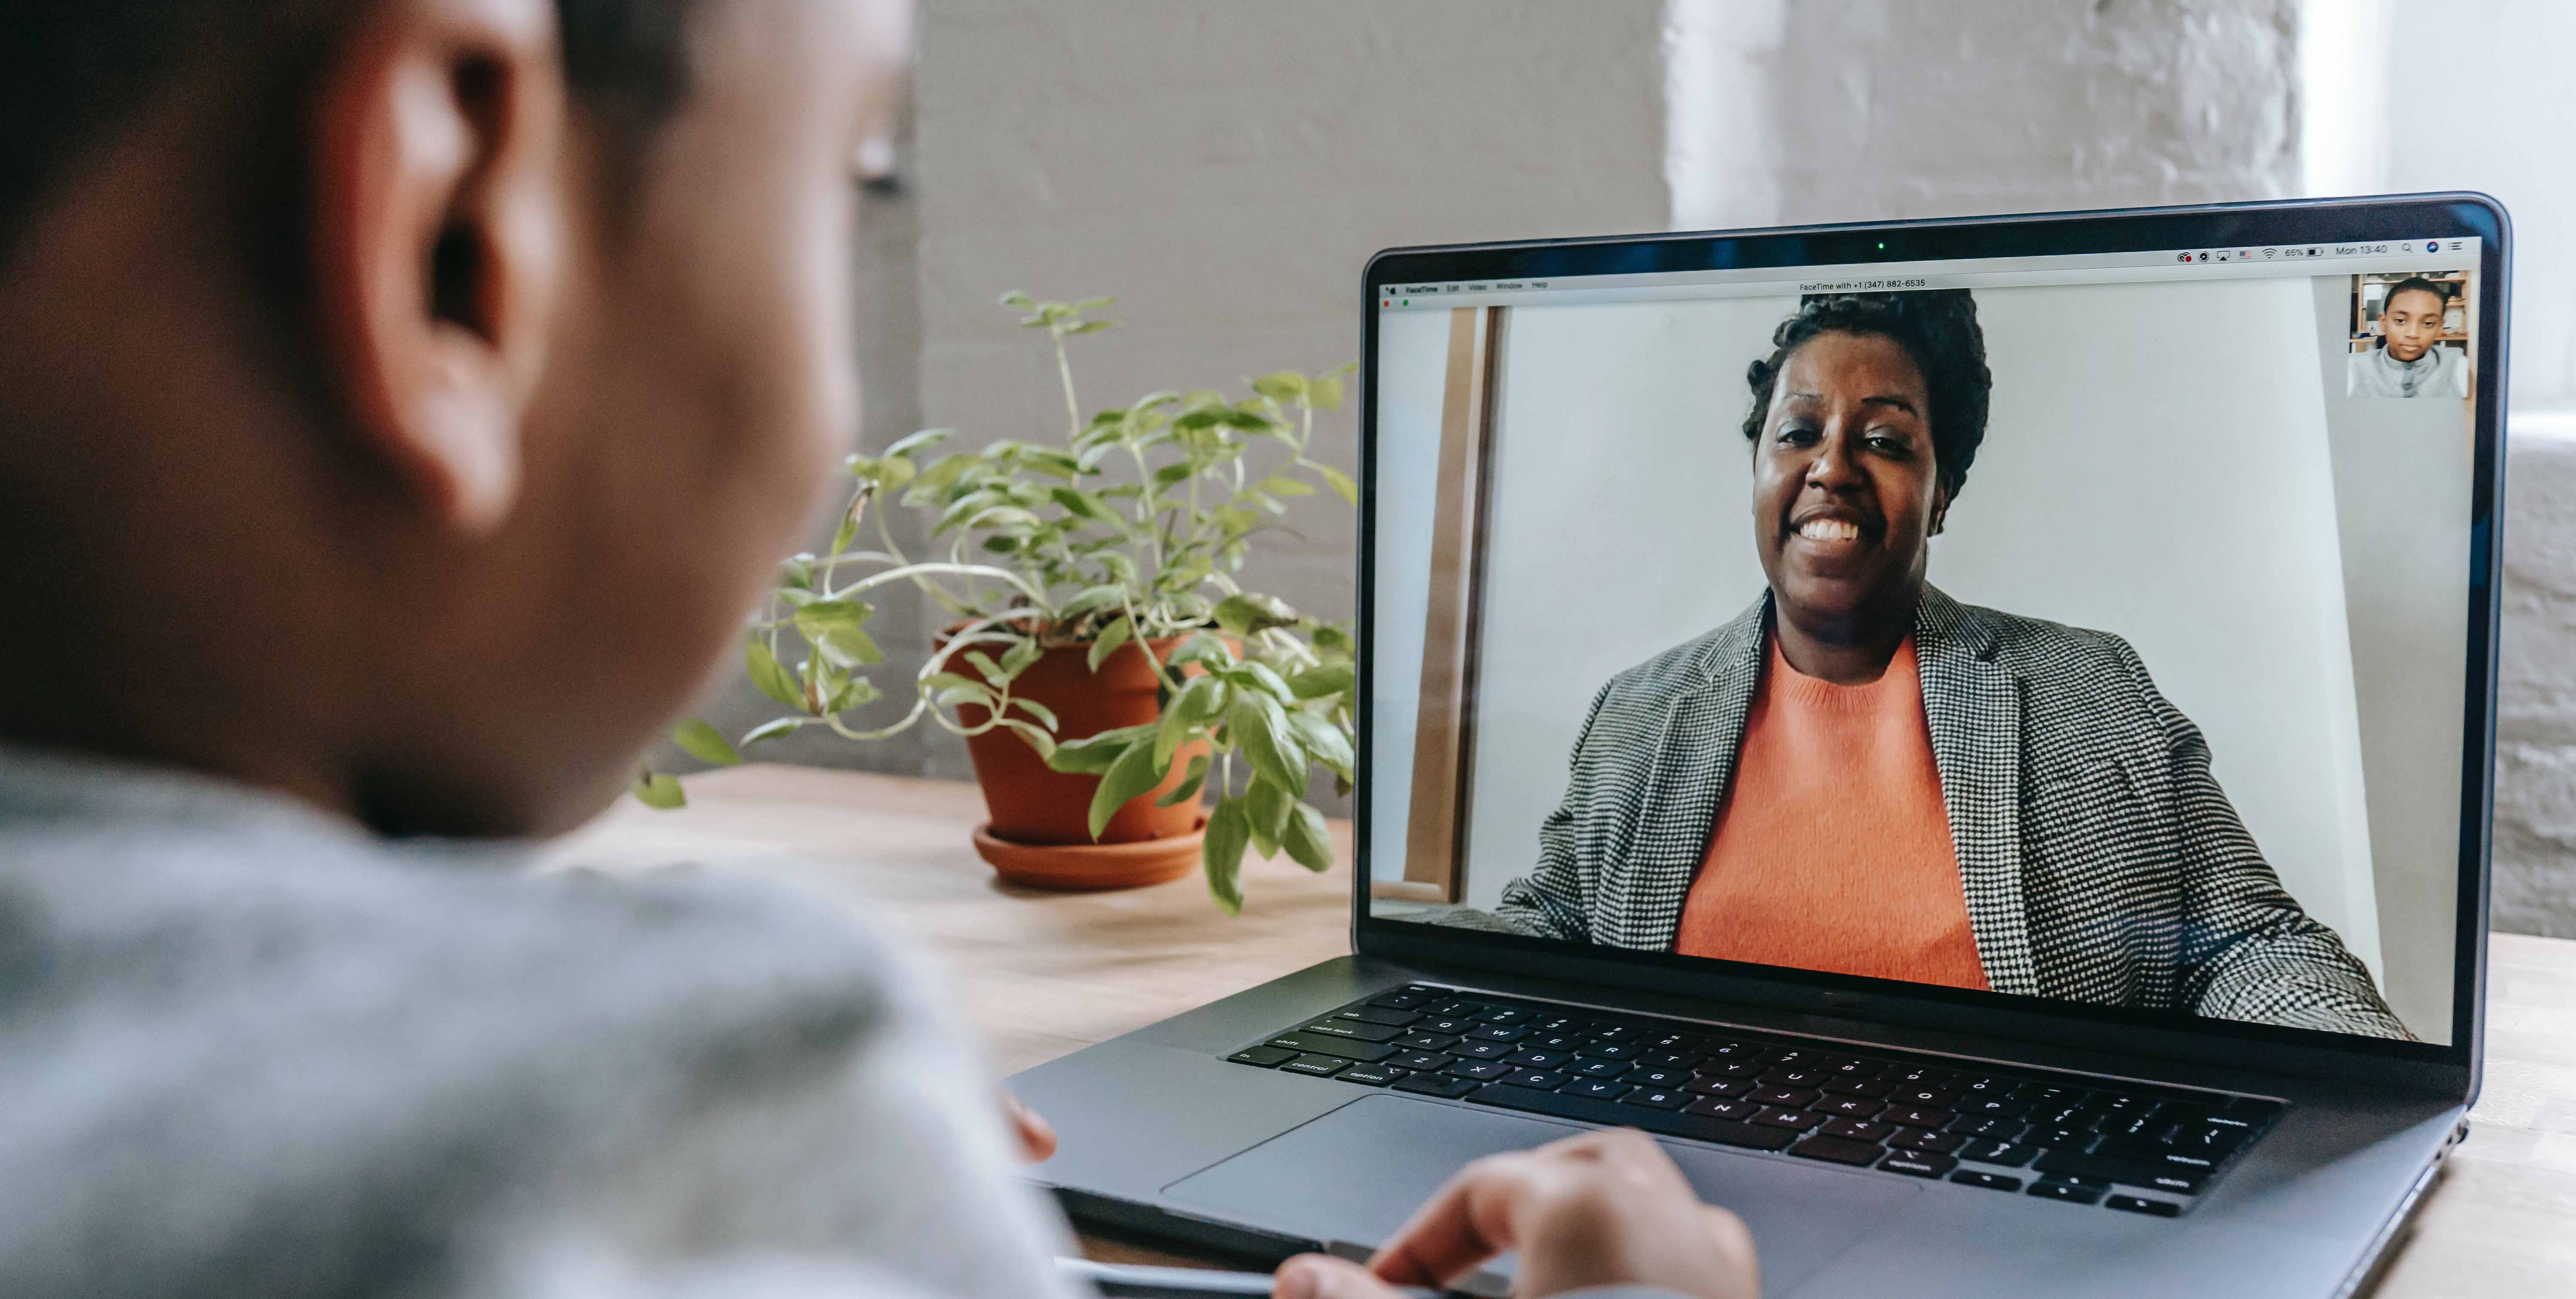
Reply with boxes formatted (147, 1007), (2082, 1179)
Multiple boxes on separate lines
(1860, 394), (1920, 416)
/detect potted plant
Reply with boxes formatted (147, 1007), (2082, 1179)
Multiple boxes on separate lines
(638, 293), (1359, 914)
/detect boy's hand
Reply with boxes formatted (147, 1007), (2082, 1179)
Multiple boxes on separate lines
(1271, 1129), (1757, 1299)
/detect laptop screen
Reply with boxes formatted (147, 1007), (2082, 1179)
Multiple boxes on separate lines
(1364, 229), (2489, 1048)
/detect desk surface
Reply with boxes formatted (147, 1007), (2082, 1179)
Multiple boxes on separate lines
(548, 764), (2576, 1297)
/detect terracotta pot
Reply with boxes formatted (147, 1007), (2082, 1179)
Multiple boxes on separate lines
(953, 633), (1219, 888)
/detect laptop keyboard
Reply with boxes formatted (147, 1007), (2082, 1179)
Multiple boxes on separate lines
(1223, 985), (2284, 1218)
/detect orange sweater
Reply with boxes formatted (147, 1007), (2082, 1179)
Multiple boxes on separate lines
(1674, 635), (1990, 990)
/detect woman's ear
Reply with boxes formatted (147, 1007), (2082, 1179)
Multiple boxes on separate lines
(309, 0), (567, 536)
(1929, 483), (1952, 537)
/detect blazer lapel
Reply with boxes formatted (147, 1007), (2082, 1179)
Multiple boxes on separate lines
(1602, 597), (1768, 952)
(1914, 587), (2038, 995)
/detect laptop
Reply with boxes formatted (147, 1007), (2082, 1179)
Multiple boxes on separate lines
(1011, 194), (2506, 1299)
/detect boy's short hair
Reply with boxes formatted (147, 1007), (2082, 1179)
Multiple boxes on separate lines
(2383, 276), (2451, 310)
(0, 0), (702, 255)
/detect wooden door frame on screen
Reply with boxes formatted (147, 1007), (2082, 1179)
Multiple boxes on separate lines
(1374, 304), (1506, 905)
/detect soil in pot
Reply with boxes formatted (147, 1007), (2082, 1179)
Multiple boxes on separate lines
(954, 634), (1214, 850)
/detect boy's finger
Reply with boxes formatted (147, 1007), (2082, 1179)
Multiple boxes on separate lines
(1276, 1253), (1411, 1299)
(1367, 1151), (1549, 1286)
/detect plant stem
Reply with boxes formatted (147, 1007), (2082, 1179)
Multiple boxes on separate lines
(1053, 325), (1081, 443)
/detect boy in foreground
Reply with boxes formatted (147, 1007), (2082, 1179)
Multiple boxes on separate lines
(0, 2), (1758, 1297)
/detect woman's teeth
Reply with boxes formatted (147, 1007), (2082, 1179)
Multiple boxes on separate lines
(1797, 518), (1862, 542)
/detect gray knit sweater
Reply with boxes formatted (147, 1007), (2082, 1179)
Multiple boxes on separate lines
(0, 744), (1075, 1299)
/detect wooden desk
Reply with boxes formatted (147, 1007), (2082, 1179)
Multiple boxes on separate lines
(547, 764), (2576, 1296)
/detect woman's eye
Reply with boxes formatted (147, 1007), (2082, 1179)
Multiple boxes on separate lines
(1777, 424), (1820, 445)
(1866, 433), (1910, 455)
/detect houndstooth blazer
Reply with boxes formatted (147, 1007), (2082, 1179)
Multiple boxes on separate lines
(1488, 586), (2415, 1041)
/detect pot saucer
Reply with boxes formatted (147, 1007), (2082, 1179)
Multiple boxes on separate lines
(972, 818), (1206, 891)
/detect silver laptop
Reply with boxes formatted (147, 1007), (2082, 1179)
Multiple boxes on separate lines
(1012, 195), (2506, 1299)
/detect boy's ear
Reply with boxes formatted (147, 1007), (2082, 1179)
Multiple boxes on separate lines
(310, 0), (566, 536)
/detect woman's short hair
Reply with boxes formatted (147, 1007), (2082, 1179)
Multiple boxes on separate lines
(1741, 290), (1993, 502)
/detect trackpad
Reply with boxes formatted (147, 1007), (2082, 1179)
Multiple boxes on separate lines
(1164, 1096), (1913, 1298)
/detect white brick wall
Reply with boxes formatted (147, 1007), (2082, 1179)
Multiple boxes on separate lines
(2499, 427), (2576, 937)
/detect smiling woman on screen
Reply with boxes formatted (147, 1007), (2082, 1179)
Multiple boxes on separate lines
(1484, 291), (2412, 1041)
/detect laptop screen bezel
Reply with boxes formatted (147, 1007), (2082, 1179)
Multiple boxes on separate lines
(1350, 194), (2504, 1096)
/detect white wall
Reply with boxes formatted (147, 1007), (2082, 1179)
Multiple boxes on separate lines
(1370, 276), (2481, 1038)
(1666, 0), (2303, 230)
(912, 0), (1672, 782)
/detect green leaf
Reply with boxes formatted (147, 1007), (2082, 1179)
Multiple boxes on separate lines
(1088, 738), (1168, 841)
(747, 639), (804, 709)
(1009, 695), (1059, 730)
(630, 771), (686, 810)
(1310, 375), (1345, 411)
(1285, 708), (1355, 778)
(794, 599), (882, 669)
(743, 717), (806, 745)
(1050, 486), (1100, 518)
(1001, 718), (1057, 760)
(1066, 319), (1115, 334)
(886, 427), (953, 460)
(922, 671), (982, 694)
(1155, 754), (1210, 807)
(827, 675), (880, 713)
(1169, 631), (1233, 671)
(1244, 776), (1292, 858)
(998, 291), (1036, 309)
(965, 650), (1009, 686)
(936, 682), (994, 710)
(828, 510), (860, 558)
(1047, 723), (1151, 774)
(1229, 691), (1306, 794)
(1236, 660), (1295, 701)
(1250, 371), (1308, 402)
(1151, 462), (1194, 487)
(1288, 663), (1355, 699)
(1059, 583), (1128, 619)
(1001, 636), (1043, 677)
(1283, 801), (1334, 872)
(1087, 615), (1135, 671)
(1202, 799), (1250, 915)
(1312, 464), (1359, 506)
(1072, 295), (1116, 310)
(671, 719), (743, 766)
(1255, 475), (1316, 498)
(1213, 592), (1298, 637)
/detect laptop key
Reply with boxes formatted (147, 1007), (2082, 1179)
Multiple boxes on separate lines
(1948, 1114), (2025, 1138)
(1880, 1153), (1956, 1178)
(1890, 1128), (1964, 1153)
(1753, 1086), (1819, 1108)
(1430, 1001), (1481, 1016)
(1504, 1070), (1569, 1090)
(1266, 1033), (1397, 1062)
(1957, 1141), (2037, 1167)
(1686, 1097), (1762, 1121)
(1467, 1025), (1531, 1043)
(1475, 1008), (1535, 1025)
(1390, 1051), (1453, 1071)
(1340, 1006), (1423, 1027)
(1339, 1064), (1408, 1087)
(1468, 1084), (1798, 1152)
(2106, 1194), (2184, 1218)
(1950, 1170), (2022, 1193)
(1393, 1072), (1480, 1099)
(1751, 1108), (1820, 1131)
(1568, 1058), (1628, 1078)
(1789, 1135), (1884, 1166)
(1687, 1076), (1755, 1098)
(1576, 1042), (1642, 1061)
(1417, 1017), (1477, 1035)
(1303, 1019), (1403, 1043)
(1394, 1033), (1460, 1052)
(1621, 1088), (1690, 1111)
(1821, 1117), (1893, 1142)
(1510, 1049), (1572, 1069)
(1531, 1033), (1587, 1052)
(1566, 1079), (1634, 1100)
(1881, 1106), (1953, 1129)
(1815, 1096), (1882, 1119)
(1279, 1054), (1348, 1077)
(2033, 1151), (2205, 1195)
(1452, 1041), (1516, 1060)
(1365, 992), (1430, 1011)
(2029, 1181), (2104, 1205)
(1626, 1067), (1692, 1089)
(1449, 1059), (1515, 1081)
(1821, 1077), (1894, 1099)
(1227, 1046), (1297, 1067)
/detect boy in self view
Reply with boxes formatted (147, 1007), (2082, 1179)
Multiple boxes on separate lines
(2348, 276), (2470, 398)
(0, 2), (1758, 1297)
